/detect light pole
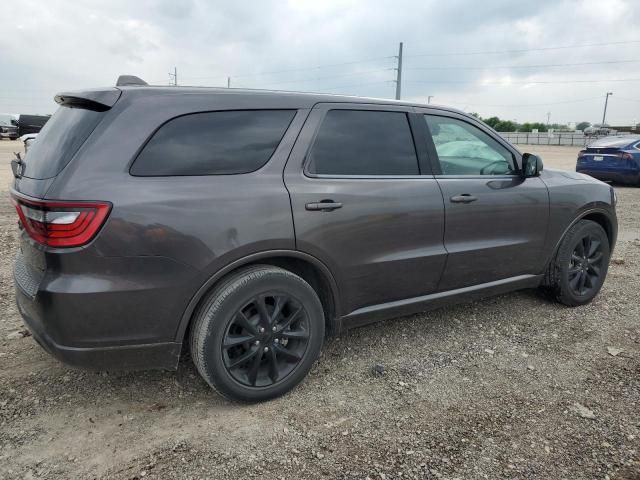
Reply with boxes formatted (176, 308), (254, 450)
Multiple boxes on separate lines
(427, 96), (434, 104)
(602, 92), (613, 125)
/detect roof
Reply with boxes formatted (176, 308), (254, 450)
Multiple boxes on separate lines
(116, 84), (466, 114)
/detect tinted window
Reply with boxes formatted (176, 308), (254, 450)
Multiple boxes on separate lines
(22, 106), (104, 180)
(425, 115), (515, 176)
(131, 110), (296, 176)
(307, 110), (419, 175)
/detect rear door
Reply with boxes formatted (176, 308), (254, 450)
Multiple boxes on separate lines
(284, 104), (447, 316)
(418, 110), (549, 290)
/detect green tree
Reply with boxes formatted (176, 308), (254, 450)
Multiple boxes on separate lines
(483, 116), (500, 129)
(576, 121), (591, 131)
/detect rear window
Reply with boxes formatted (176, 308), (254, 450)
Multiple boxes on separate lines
(130, 110), (296, 176)
(22, 107), (103, 180)
(589, 136), (640, 148)
(306, 110), (419, 176)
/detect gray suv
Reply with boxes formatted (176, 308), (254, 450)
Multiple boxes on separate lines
(12, 76), (617, 402)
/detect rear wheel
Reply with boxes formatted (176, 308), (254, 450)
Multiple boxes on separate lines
(189, 265), (324, 402)
(543, 220), (610, 306)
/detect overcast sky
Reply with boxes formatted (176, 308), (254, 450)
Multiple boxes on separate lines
(1, 0), (639, 126)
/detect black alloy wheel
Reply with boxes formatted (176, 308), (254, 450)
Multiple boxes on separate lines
(222, 294), (310, 387)
(567, 233), (604, 297)
(190, 265), (324, 402)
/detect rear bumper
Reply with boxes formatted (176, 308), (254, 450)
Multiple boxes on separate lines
(576, 168), (640, 185)
(13, 249), (192, 370)
(16, 286), (181, 370)
(16, 289), (181, 371)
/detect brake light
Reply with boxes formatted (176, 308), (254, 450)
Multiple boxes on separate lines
(577, 150), (586, 159)
(622, 152), (633, 161)
(10, 193), (111, 248)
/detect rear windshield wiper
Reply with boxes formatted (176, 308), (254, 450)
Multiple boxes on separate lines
(11, 152), (24, 179)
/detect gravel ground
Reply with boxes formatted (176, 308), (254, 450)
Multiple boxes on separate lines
(0, 140), (638, 479)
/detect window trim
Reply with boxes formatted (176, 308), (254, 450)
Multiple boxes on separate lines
(128, 109), (297, 177)
(301, 104), (427, 179)
(417, 109), (523, 178)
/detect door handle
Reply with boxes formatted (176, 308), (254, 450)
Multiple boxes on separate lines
(450, 194), (478, 204)
(305, 201), (343, 211)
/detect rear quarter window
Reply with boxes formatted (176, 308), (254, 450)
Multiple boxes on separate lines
(130, 110), (296, 176)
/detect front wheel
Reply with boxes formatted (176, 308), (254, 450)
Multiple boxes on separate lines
(189, 265), (324, 402)
(543, 219), (610, 306)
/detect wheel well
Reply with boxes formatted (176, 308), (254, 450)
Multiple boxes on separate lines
(182, 256), (339, 346)
(257, 257), (338, 335)
(581, 212), (614, 247)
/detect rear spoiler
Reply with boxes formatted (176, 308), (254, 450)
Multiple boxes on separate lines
(54, 76), (147, 111)
(55, 88), (122, 112)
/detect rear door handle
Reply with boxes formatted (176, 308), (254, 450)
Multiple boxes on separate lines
(305, 201), (343, 211)
(450, 194), (478, 204)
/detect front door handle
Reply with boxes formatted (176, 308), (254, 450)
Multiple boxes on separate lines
(450, 194), (478, 204)
(305, 200), (343, 212)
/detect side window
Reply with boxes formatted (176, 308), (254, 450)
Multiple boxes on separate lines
(306, 110), (419, 176)
(424, 115), (516, 176)
(131, 110), (296, 176)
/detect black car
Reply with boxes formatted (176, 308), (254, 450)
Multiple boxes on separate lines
(16, 114), (51, 137)
(12, 75), (617, 402)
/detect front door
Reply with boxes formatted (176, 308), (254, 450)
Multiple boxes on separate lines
(284, 104), (447, 316)
(420, 111), (549, 291)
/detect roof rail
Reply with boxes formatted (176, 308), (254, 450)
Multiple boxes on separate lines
(116, 75), (148, 87)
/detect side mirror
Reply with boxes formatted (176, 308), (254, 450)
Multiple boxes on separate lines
(522, 153), (543, 177)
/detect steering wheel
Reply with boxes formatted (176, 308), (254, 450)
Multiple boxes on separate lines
(480, 160), (509, 175)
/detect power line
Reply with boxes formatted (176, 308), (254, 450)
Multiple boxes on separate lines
(405, 59), (640, 71)
(406, 78), (640, 85)
(406, 39), (640, 57)
(435, 96), (602, 108)
(180, 55), (395, 83)
(240, 68), (393, 88)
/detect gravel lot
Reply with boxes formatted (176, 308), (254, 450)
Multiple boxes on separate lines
(0, 140), (638, 479)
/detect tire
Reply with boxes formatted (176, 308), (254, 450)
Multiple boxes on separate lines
(543, 220), (610, 306)
(189, 265), (324, 402)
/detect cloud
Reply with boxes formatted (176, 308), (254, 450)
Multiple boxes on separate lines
(0, 0), (639, 124)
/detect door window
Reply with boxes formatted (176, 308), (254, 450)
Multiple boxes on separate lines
(425, 115), (516, 175)
(306, 110), (419, 176)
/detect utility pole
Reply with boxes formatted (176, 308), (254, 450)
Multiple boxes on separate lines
(602, 92), (613, 125)
(227, 76), (231, 88)
(546, 111), (551, 127)
(169, 67), (178, 86)
(394, 42), (403, 100)
(427, 95), (434, 104)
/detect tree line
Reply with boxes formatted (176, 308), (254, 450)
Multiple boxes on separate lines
(469, 113), (590, 133)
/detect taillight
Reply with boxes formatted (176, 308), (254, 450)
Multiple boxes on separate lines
(577, 150), (586, 159)
(621, 152), (633, 161)
(10, 193), (111, 248)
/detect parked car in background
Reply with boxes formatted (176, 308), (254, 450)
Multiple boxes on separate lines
(584, 124), (613, 136)
(20, 133), (38, 153)
(0, 114), (19, 140)
(577, 135), (640, 185)
(16, 114), (50, 137)
(12, 77), (617, 402)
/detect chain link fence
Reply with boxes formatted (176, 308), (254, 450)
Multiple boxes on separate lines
(499, 132), (634, 147)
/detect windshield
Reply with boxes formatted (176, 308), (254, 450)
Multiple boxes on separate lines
(22, 106), (104, 179)
(0, 114), (17, 127)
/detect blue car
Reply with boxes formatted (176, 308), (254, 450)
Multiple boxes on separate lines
(577, 135), (640, 185)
